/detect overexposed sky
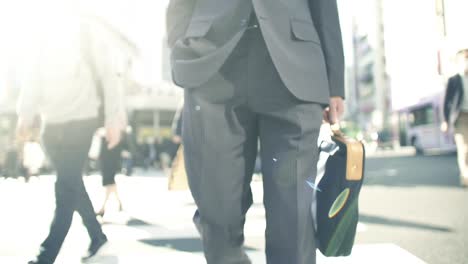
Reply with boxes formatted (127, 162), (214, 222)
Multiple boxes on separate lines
(337, 0), (355, 67)
(2, 0), (462, 109)
(383, 0), (447, 110)
(445, 0), (468, 47)
(0, 0), (169, 87)
(338, 0), (451, 110)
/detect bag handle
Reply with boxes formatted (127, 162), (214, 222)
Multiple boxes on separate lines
(329, 123), (345, 138)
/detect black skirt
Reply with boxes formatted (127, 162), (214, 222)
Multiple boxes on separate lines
(99, 138), (122, 186)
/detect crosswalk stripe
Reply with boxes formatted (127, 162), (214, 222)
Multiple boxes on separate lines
(0, 244), (426, 264)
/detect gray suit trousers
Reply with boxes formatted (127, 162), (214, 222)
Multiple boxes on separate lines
(183, 21), (322, 264)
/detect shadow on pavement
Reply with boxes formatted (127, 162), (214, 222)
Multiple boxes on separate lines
(101, 217), (155, 227)
(360, 214), (453, 233)
(139, 238), (258, 253)
(126, 218), (152, 226)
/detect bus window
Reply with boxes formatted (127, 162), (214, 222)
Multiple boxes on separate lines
(409, 105), (435, 127)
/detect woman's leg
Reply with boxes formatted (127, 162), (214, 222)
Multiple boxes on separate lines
(455, 113), (468, 186)
(99, 144), (123, 213)
(109, 184), (123, 211)
(97, 185), (112, 215)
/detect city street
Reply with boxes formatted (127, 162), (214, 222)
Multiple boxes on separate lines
(0, 153), (466, 264)
(1, 0), (468, 263)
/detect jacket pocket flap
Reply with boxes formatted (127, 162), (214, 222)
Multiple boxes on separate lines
(185, 20), (213, 38)
(290, 19), (320, 44)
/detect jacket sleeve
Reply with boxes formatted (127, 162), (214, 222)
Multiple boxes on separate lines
(17, 53), (42, 124)
(443, 77), (455, 123)
(88, 21), (128, 129)
(309, 0), (345, 99)
(166, 0), (197, 48)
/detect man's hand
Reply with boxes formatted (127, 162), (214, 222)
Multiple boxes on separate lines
(105, 125), (122, 149)
(172, 135), (182, 145)
(441, 121), (449, 133)
(323, 97), (345, 125)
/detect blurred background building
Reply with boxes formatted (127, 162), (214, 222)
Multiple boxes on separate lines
(0, 0), (182, 172)
(0, 0), (182, 146)
(339, 0), (467, 151)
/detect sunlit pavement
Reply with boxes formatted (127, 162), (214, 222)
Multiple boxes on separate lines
(1, 155), (465, 264)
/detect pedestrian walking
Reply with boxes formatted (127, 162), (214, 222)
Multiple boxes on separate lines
(96, 128), (125, 217)
(142, 137), (157, 170)
(166, 1), (345, 263)
(118, 126), (135, 176)
(16, 10), (127, 264)
(443, 48), (468, 187)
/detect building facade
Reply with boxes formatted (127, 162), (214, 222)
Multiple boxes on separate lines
(349, 0), (389, 133)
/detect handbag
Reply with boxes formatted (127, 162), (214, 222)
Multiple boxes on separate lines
(88, 132), (103, 160)
(312, 127), (365, 257)
(168, 145), (189, 191)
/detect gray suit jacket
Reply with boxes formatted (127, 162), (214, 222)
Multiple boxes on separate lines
(166, 0), (345, 104)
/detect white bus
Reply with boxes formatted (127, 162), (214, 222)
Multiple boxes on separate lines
(398, 94), (456, 154)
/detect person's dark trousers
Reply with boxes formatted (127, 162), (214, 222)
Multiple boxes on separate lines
(36, 118), (106, 263)
(182, 15), (322, 264)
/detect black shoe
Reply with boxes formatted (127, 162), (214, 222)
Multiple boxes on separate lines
(81, 236), (108, 262)
(28, 260), (51, 264)
(28, 255), (53, 264)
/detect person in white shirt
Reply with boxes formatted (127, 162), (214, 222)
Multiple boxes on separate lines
(16, 9), (127, 264)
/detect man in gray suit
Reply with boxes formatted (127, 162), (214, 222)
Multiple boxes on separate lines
(166, 1), (345, 263)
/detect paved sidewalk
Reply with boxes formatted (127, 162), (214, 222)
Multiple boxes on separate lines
(0, 172), (426, 263)
(366, 146), (416, 158)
